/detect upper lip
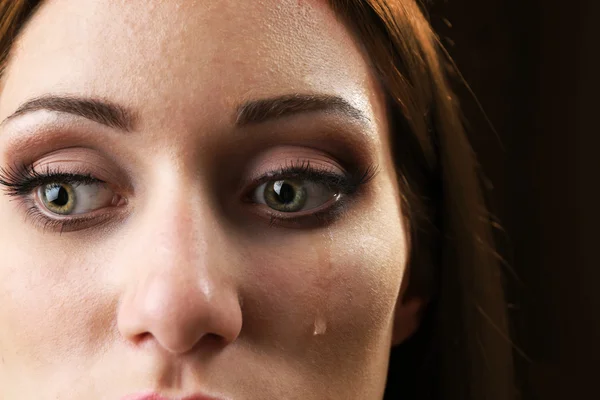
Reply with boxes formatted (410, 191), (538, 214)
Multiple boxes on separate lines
(122, 393), (225, 400)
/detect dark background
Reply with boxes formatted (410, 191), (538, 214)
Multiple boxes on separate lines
(426, 0), (598, 398)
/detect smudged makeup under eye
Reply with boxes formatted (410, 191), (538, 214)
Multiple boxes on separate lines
(240, 146), (378, 226)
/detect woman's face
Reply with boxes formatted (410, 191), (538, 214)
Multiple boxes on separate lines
(0, 1), (419, 399)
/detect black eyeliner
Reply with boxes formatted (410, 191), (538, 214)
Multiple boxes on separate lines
(0, 163), (103, 197)
(250, 160), (378, 197)
(248, 159), (379, 227)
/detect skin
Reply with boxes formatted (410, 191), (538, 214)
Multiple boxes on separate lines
(0, 1), (422, 399)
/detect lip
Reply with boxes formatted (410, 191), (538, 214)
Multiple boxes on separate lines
(122, 393), (224, 400)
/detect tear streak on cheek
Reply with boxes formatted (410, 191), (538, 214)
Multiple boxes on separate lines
(242, 232), (400, 342)
(314, 228), (403, 333)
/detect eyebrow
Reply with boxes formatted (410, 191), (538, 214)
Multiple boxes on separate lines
(235, 94), (370, 126)
(2, 93), (369, 132)
(2, 95), (136, 131)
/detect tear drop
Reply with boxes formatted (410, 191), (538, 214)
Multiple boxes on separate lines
(312, 316), (327, 336)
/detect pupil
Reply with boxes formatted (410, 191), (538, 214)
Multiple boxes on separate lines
(275, 182), (295, 204)
(46, 185), (70, 207)
(55, 187), (69, 206)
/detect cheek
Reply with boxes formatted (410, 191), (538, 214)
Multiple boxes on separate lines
(0, 222), (115, 371)
(239, 213), (408, 358)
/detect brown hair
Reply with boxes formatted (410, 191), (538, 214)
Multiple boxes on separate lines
(0, 1), (514, 399)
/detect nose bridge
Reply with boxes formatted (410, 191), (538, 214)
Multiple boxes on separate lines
(117, 172), (242, 354)
(151, 178), (208, 271)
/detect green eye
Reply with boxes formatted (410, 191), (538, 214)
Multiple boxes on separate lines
(263, 179), (308, 212)
(254, 179), (337, 213)
(37, 181), (116, 216)
(39, 183), (76, 215)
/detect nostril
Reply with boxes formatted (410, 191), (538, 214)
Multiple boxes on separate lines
(204, 332), (226, 344)
(117, 268), (243, 354)
(131, 331), (153, 347)
(191, 333), (232, 356)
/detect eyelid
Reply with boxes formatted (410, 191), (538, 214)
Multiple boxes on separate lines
(23, 200), (123, 233)
(31, 148), (132, 192)
(241, 163), (348, 202)
(0, 159), (129, 233)
(248, 192), (350, 229)
(244, 146), (346, 177)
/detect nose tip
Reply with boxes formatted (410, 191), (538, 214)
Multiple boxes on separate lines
(114, 174), (243, 355)
(117, 270), (242, 355)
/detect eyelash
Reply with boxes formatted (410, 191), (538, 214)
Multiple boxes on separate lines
(244, 160), (378, 226)
(0, 163), (109, 233)
(0, 160), (378, 232)
(0, 163), (102, 196)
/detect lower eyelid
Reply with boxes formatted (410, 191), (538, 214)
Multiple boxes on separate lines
(24, 197), (126, 233)
(261, 205), (348, 229)
(251, 193), (344, 218)
(14, 182), (127, 232)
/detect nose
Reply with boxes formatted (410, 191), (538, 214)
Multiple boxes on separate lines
(116, 185), (242, 355)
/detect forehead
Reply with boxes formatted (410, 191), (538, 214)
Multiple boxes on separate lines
(0, 0), (381, 126)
